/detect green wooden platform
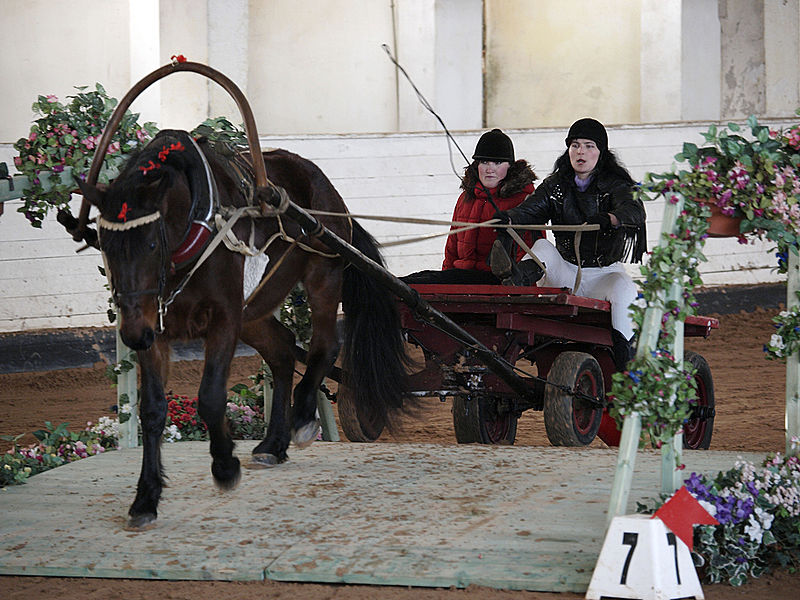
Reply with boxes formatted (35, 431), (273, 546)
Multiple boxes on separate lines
(0, 441), (763, 592)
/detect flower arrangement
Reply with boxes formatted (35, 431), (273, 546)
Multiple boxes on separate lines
(639, 438), (800, 586)
(644, 115), (800, 260)
(1, 421), (117, 486)
(764, 291), (800, 361)
(12, 84), (157, 228)
(165, 393), (207, 441)
(611, 115), (800, 450)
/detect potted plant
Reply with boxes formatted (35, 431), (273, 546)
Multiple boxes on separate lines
(12, 84), (158, 228)
(642, 116), (800, 251)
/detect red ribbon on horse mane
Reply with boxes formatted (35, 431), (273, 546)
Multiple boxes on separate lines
(139, 141), (186, 176)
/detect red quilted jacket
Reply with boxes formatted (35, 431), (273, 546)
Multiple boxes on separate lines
(443, 160), (540, 271)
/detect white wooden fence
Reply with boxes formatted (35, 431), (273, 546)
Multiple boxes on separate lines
(0, 122), (789, 333)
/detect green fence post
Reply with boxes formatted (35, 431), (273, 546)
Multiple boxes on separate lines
(317, 387), (340, 441)
(787, 251), (800, 455)
(115, 322), (139, 448)
(606, 194), (684, 525)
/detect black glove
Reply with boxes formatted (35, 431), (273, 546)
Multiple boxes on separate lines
(585, 212), (612, 230)
(492, 210), (511, 225)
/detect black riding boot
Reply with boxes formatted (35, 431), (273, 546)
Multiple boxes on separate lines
(489, 239), (544, 286)
(611, 330), (635, 371)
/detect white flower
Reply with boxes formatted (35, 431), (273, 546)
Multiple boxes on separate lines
(699, 499), (717, 517)
(755, 506), (774, 530)
(744, 514), (764, 544)
(163, 424), (182, 443)
(770, 334), (785, 350)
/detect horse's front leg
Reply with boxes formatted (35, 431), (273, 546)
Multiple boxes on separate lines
(198, 327), (241, 490)
(127, 338), (170, 530)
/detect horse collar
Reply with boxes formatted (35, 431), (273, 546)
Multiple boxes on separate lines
(171, 135), (219, 269)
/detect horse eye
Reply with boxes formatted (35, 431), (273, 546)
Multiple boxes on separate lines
(149, 241), (157, 251)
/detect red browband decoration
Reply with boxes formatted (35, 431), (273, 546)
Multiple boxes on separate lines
(117, 202), (131, 222)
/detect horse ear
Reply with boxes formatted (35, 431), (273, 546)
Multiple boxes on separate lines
(76, 179), (108, 209)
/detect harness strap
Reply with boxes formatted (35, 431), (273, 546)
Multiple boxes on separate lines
(158, 206), (249, 323)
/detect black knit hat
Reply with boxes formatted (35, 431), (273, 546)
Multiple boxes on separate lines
(565, 118), (608, 152)
(472, 129), (514, 163)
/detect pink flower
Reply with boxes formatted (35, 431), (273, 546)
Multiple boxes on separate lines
(107, 141), (121, 154)
(45, 94), (58, 103)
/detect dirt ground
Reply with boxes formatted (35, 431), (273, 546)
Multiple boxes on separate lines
(1, 308), (799, 599)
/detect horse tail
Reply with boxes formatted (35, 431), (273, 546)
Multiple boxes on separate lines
(341, 221), (411, 431)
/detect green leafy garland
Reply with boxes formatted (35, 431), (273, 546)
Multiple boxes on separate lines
(609, 190), (711, 450)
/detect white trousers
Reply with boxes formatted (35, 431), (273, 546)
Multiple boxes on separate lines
(525, 238), (638, 339)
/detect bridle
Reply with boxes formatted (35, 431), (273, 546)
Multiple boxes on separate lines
(98, 210), (172, 332)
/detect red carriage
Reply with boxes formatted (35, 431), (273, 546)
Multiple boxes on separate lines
(338, 282), (717, 451)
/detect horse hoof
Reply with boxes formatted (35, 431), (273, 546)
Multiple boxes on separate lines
(249, 453), (281, 468)
(212, 456), (241, 491)
(292, 422), (320, 449)
(214, 467), (241, 491)
(125, 513), (157, 531)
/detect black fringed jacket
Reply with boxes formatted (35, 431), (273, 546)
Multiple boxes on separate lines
(506, 171), (647, 267)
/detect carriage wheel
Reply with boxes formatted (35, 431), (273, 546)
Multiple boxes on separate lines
(337, 384), (386, 442)
(543, 351), (604, 446)
(452, 395), (518, 444)
(682, 351), (715, 450)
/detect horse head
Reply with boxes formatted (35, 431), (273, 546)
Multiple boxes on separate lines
(79, 131), (201, 350)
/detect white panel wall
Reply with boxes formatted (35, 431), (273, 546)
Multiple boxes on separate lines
(0, 122), (789, 332)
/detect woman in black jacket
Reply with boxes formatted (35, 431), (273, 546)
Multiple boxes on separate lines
(491, 118), (646, 370)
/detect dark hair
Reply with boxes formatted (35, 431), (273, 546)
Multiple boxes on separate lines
(551, 147), (635, 185)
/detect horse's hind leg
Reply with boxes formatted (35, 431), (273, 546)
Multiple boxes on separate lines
(197, 326), (241, 490)
(240, 315), (295, 466)
(127, 339), (171, 529)
(290, 261), (343, 448)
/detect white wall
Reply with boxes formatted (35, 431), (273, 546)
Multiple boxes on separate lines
(0, 122), (788, 333)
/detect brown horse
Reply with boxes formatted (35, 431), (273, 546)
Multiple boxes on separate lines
(78, 129), (409, 529)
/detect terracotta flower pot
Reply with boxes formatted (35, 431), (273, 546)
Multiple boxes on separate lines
(704, 202), (743, 238)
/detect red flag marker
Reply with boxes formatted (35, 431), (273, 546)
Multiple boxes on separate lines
(653, 485), (719, 551)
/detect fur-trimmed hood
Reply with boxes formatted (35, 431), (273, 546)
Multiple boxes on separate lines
(461, 159), (536, 200)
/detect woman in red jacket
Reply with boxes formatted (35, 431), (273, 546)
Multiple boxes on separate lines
(403, 129), (541, 284)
